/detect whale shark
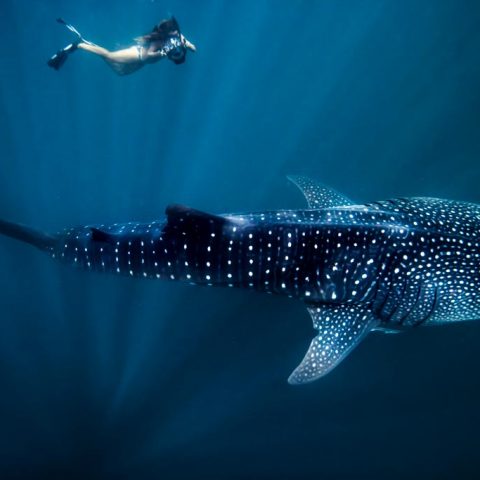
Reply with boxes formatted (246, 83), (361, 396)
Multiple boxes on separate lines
(1, 176), (479, 384)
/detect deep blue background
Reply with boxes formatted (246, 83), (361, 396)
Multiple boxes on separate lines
(1, 1), (480, 478)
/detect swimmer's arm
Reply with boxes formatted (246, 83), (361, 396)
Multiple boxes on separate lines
(182, 36), (196, 52)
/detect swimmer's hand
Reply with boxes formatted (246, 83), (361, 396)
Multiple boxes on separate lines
(147, 50), (167, 59)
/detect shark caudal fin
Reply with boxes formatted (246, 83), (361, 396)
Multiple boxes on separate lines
(0, 219), (56, 251)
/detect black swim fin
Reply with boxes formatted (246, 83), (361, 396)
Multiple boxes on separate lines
(47, 42), (78, 70)
(48, 17), (90, 70)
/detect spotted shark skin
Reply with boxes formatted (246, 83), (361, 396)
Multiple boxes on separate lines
(1, 176), (480, 384)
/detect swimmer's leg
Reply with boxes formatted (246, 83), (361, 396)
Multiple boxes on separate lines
(57, 18), (138, 63)
(78, 44), (143, 75)
(55, 18), (97, 46)
(48, 18), (141, 75)
(77, 43), (111, 58)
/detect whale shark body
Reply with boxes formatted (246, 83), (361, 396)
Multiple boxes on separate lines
(1, 176), (479, 384)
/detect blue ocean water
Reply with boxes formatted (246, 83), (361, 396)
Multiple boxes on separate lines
(1, 0), (480, 478)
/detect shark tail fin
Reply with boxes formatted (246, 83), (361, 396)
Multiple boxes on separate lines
(0, 219), (56, 251)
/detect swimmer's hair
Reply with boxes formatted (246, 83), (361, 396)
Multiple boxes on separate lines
(135, 16), (181, 45)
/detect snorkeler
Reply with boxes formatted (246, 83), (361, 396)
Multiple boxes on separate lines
(47, 17), (196, 76)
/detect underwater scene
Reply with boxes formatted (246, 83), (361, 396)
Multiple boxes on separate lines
(1, 0), (480, 478)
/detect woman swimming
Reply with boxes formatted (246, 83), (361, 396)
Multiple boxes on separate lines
(47, 17), (196, 76)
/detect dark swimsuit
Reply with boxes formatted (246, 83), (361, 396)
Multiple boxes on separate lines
(161, 36), (186, 64)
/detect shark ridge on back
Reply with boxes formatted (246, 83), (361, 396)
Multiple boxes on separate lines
(1, 176), (480, 384)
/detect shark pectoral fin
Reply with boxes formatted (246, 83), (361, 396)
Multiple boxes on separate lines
(288, 305), (378, 385)
(287, 175), (355, 209)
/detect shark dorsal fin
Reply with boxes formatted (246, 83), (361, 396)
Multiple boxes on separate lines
(90, 227), (118, 244)
(287, 175), (355, 209)
(165, 204), (228, 230)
